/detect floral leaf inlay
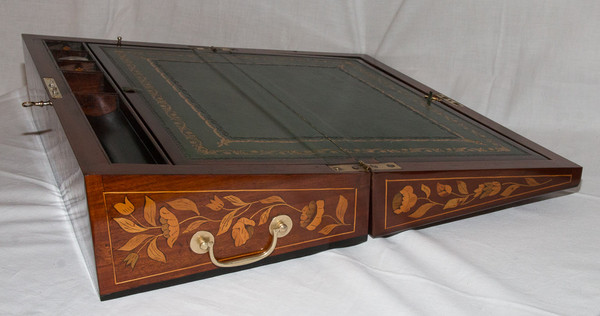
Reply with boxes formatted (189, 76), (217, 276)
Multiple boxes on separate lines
(319, 224), (341, 235)
(114, 197), (135, 215)
(260, 196), (285, 204)
(501, 184), (521, 197)
(159, 207), (179, 248)
(124, 253), (139, 269)
(444, 198), (464, 210)
(114, 217), (148, 233)
(167, 198), (199, 215)
(182, 220), (208, 234)
(301, 200), (324, 231)
(224, 195), (247, 207)
(259, 207), (274, 226)
(525, 178), (541, 186)
(147, 238), (166, 263)
(113, 192), (353, 270)
(232, 218), (255, 247)
(437, 183), (452, 197)
(474, 182), (501, 199)
(393, 177), (553, 219)
(457, 181), (469, 195)
(335, 195), (348, 224)
(206, 195), (224, 211)
(409, 203), (436, 218)
(144, 196), (157, 226)
(421, 184), (431, 198)
(393, 186), (418, 214)
(118, 234), (153, 251)
(218, 210), (237, 236)
(307, 200), (325, 230)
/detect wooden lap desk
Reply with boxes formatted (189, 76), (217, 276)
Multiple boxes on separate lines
(21, 34), (581, 299)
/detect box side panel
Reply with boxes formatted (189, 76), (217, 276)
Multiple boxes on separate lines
(87, 173), (370, 298)
(371, 167), (582, 237)
(23, 41), (97, 290)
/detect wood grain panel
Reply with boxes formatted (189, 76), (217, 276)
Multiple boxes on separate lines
(370, 168), (581, 236)
(89, 173), (369, 297)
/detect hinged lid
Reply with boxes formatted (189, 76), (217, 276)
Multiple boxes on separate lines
(85, 42), (543, 167)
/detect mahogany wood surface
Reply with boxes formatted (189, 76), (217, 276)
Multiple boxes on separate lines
(87, 173), (370, 297)
(370, 167), (581, 236)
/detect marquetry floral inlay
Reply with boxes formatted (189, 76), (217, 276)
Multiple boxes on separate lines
(111, 194), (350, 270)
(392, 177), (551, 219)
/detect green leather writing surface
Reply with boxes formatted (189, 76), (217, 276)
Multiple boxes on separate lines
(100, 46), (535, 161)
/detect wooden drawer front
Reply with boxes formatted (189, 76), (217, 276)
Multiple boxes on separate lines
(371, 171), (577, 236)
(86, 174), (369, 297)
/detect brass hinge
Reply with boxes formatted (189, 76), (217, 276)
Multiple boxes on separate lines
(424, 91), (464, 108)
(43, 78), (62, 99)
(328, 164), (363, 172)
(365, 162), (403, 171)
(328, 162), (402, 172)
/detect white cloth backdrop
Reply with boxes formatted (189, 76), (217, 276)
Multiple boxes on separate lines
(1, 1), (599, 315)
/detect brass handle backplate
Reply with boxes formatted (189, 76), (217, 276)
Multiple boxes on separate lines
(190, 215), (293, 268)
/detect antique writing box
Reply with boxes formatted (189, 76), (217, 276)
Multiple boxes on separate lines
(22, 34), (581, 299)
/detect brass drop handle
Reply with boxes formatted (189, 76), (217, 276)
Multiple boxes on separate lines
(22, 100), (53, 107)
(190, 215), (293, 268)
(22, 78), (62, 106)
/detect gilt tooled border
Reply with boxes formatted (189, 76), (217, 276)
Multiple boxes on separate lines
(150, 56), (465, 145)
(114, 49), (339, 157)
(108, 47), (526, 157)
